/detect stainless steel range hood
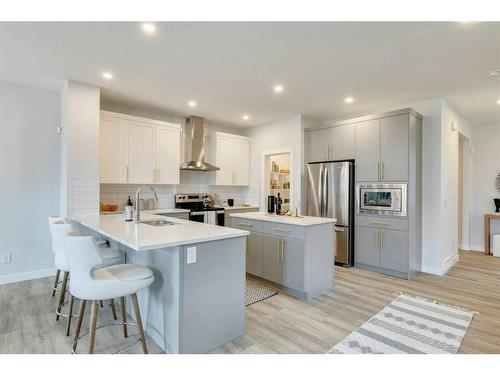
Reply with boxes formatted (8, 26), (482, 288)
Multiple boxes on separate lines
(180, 116), (219, 171)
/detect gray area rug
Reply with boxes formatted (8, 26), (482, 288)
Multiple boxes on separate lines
(246, 278), (278, 306)
(329, 293), (475, 354)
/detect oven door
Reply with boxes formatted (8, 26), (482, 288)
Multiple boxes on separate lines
(356, 184), (407, 216)
(189, 211), (207, 223)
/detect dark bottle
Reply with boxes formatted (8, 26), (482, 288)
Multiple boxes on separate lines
(125, 196), (134, 222)
(275, 193), (282, 215)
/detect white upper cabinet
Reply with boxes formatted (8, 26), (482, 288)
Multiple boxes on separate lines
(212, 132), (250, 186)
(127, 120), (156, 184)
(100, 117), (128, 183)
(156, 125), (181, 184)
(99, 111), (181, 185)
(306, 123), (356, 163)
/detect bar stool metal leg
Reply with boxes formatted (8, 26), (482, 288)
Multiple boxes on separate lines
(131, 293), (148, 354)
(89, 301), (99, 354)
(56, 271), (69, 321)
(120, 296), (128, 338)
(52, 269), (60, 297)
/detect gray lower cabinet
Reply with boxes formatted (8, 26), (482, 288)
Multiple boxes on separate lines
(281, 237), (305, 291)
(355, 224), (409, 278)
(380, 229), (408, 273)
(355, 225), (380, 267)
(229, 217), (333, 299)
(262, 235), (282, 284)
(246, 231), (263, 277)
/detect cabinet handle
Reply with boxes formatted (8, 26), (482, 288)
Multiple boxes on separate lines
(380, 231), (384, 249)
(381, 161), (384, 181)
(370, 221), (389, 226)
(377, 230), (381, 249)
(272, 227), (291, 233)
(377, 161), (380, 181)
(280, 239), (284, 262)
(276, 238), (280, 260)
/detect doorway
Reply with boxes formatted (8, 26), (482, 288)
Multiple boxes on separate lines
(262, 150), (294, 214)
(458, 133), (471, 251)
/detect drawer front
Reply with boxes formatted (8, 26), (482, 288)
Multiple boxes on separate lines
(231, 217), (263, 232)
(355, 215), (408, 231)
(262, 222), (305, 240)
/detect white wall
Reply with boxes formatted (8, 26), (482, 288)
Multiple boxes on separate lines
(244, 115), (304, 212)
(0, 81), (60, 283)
(60, 81), (101, 217)
(470, 124), (500, 251)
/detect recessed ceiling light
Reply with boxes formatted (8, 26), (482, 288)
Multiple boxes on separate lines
(497, 99), (500, 105)
(188, 101), (197, 107)
(344, 96), (354, 104)
(141, 23), (156, 34)
(101, 72), (113, 80)
(242, 115), (250, 120)
(489, 69), (500, 77)
(273, 85), (284, 93)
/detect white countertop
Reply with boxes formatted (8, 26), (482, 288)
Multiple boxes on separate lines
(72, 212), (248, 251)
(222, 205), (259, 211)
(146, 208), (190, 214)
(229, 211), (336, 226)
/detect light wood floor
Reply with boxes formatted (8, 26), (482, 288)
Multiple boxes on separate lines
(1, 250), (500, 354)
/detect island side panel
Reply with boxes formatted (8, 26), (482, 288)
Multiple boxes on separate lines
(304, 223), (335, 299)
(125, 246), (182, 354)
(180, 236), (246, 354)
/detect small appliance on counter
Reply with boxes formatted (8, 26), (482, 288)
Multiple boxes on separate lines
(495, 198), (500, 213)
(227, 198), (234, 207)
(267, 195), (275, 213)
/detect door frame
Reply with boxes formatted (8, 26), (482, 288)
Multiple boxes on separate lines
(261, 148), (294, 213)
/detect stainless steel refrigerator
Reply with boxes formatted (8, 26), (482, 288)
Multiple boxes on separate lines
(306, 161), (354, 266)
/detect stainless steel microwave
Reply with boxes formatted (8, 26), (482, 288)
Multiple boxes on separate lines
(356, 183), (407, 217)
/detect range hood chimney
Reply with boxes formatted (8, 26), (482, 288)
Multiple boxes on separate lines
(180, 116), (219, 171)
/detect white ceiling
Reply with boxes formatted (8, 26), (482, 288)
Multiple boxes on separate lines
(0, 22), (499, 126)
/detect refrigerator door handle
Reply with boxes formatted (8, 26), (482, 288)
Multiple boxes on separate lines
(318, 167), (324, 216)
(323, 167), (329, 217)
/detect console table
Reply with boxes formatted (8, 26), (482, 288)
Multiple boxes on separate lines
(484, 213), (500, 255)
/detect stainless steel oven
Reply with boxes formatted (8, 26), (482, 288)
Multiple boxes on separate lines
(356, 183), (407, 217)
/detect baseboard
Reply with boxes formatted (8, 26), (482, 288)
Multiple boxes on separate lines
(0, 268), (56, 286)
(442, 253), (459, 275)
(420, 264), (443, 276)
(469, 245), (484, 252)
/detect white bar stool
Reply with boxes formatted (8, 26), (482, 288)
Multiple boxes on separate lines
(65, 232), (154, 354)
(48, 218), (124, 335)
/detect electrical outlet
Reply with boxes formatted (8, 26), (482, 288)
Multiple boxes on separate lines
(1, 253), (11, 264)
(186, 247), (197, 264)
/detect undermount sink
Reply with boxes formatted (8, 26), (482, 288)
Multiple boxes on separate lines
(141, 219), (179, 226)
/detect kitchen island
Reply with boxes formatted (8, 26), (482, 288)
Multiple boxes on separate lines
(72, 212), (249, 354)
(229, 211), (336, 300)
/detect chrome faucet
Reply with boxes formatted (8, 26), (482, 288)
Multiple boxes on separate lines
(135, 185), (158, 223)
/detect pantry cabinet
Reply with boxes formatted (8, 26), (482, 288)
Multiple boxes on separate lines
(355, 114), (409, 182)
(211, 132), (250, 186)
(99, 111), (181, 185)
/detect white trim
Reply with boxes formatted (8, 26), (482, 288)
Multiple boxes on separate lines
(0, 268), (56, 286)
(100, 110), (181, 130)
(442, 253), (459, 275)
(421, 264), (443, 276)
(260, 148), (294, 212)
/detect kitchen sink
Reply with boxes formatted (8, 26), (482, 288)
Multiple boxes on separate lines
(141, 219), (179, 226)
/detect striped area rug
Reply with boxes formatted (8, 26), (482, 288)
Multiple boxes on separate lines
(329, 294), (475, 354)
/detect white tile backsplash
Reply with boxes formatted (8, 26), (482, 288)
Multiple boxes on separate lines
(100, 183), (261, 210)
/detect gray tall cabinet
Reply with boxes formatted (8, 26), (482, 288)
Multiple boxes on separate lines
(306, 108), (422, 279)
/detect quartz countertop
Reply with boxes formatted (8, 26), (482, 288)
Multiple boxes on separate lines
(229, 211), (336, 226)
(72, 212), (248, 251)
(221, 205), (260, 211)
